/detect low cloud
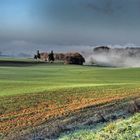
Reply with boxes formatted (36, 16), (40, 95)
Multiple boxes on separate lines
(86, 0), (123, 16)
(85, 44), (140, 67)
(0, 40), (92, 58)
(87, 0), (114, 15)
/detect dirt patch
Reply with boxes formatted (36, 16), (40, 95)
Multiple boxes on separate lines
(1, 95), (140, 140)
(0, 96), (124, 135)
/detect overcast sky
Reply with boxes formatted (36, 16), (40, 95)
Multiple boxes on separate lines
(0, 0), (140, 56)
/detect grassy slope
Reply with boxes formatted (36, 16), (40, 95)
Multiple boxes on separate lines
(0, 60), (140, 138)
(1, 63), (140, 96)
(60, 113), (140, 140)
(0, 62), (140, 115)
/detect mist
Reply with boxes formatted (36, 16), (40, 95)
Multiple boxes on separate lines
(0, 40), (92, 58)
(85, 45), (140, 67)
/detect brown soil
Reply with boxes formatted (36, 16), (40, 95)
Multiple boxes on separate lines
(1, 93), (139, 140)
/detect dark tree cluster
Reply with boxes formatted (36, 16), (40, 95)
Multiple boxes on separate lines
(93, 46), (110, 53)
(65, 53), (85, 65)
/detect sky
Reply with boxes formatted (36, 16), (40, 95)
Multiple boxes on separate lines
(0, 0), (140, 56)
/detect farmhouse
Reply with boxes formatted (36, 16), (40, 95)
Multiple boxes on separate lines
(34, 51), (85, 65)
(40, 52), (48, 61)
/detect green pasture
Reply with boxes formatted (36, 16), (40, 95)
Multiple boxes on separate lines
(0, 59), (140, 114)
(0, 59), (140, 139)
(0, 60), (140, 97)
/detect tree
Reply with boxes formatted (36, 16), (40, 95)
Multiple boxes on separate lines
(48, 50), (54, 62)
(37, 50), (40, 59)
(64, 53), (85, 65)
(34, 55), (37, 59)
(93, 46), (110, 53)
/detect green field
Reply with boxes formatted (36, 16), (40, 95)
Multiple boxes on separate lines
(1, 62), (140, 96)
(0, 59), (140, 139)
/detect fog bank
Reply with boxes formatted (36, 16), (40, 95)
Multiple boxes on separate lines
(85, 46), (140, 67)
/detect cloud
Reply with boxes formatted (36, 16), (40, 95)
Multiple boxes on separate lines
(1, 0), (140, 47)
(86, 0), (114, 15)
(85, 44), (140, 67)
(86, 0), (122, 15)
(0, 39), (93, 57)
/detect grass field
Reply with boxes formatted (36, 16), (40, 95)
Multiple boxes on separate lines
(0, 59), (140, 139)
(1, 61), (140, 96)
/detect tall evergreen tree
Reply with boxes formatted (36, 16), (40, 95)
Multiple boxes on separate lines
(48, 51), (54, 62)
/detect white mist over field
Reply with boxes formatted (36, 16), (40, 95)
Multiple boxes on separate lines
(85, 44), (140, 67)
(1, 40), (140, 68)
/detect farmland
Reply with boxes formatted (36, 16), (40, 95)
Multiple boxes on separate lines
(0, 59), (140, 139)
